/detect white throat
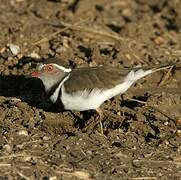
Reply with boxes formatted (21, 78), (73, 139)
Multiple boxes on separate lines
(50, 75), (70, 103)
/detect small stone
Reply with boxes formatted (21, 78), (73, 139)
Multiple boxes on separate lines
(165, 140), (169, 145)
(73, 171), (91, 180)
(49, 176), (57, 180)
(154, 36), (164, 45)
(176, 130), (181, 137)
(43, 136), (50, 141)
(86, 150), (93, 155)
(176, 117), (181, 125)
(23, 156), (32, 161)
(7, 43), (20, 55)
(164, 121), (169, 125)
(117, 111), (121, 116)
(122, 9), (132, 17)
(18, 130), (29, 136)
(28, 52), (41, 59)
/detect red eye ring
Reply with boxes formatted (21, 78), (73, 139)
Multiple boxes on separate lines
(44, 64), (53, 72)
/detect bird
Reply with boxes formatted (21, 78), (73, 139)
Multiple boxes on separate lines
(31, 60), (173, 127)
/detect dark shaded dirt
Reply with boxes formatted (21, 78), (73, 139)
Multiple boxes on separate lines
(0, 0), (181, 179)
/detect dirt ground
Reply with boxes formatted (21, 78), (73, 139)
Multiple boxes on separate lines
(0, 0), (181, 179)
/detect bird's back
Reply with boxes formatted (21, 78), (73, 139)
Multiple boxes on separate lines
(64, 66), (129, 94)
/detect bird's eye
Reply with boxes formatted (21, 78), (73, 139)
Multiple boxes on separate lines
(44, 64), (53, 72)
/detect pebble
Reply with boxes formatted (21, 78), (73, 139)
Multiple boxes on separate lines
(176, 117), (181, 126)
(18, 130), (29, 136)
(117, 111), (121, 116)
(28, 52), (41, 59)
(164, 121), (169, 125)
(49, 177), (57, 180)
(176, 130), (181, 137)
(23, 156), (32, 162)
(73, 171), (91, 180)
(7, 43), (20, 55)
(43, 136), (50, 141)
(86, 150), (93, 155)
(122, 8), (132, 17)
(154, 36), (165, 45)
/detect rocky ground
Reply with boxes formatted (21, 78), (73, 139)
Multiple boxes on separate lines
(0, 0), (181, 179)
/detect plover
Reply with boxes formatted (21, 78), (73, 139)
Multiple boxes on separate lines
(31, 61), (173, 122)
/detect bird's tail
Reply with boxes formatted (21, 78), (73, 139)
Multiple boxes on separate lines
(125, 62), (175, 82)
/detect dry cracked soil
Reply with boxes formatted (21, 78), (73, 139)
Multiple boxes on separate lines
(0, 0), (181, 179)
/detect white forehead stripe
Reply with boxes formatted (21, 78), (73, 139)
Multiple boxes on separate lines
(52, 64), (72, 72)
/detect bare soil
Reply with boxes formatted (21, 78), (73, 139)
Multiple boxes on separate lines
(0, 0), (181, 179)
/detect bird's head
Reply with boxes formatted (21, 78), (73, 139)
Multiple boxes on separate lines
(31, 63), (71, 93)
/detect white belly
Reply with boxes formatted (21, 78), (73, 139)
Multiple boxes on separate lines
(61, 82), (132, 111)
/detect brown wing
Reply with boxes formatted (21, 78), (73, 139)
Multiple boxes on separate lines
(64, 66), (130, 94)
(63, 63), (174, 94)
